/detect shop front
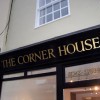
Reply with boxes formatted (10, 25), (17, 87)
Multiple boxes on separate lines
(0, 25), (100, 100)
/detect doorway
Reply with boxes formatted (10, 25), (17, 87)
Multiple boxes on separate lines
(63, 86), (100, 100)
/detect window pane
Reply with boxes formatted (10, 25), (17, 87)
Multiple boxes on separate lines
(47, 14), (52, 22)
(61, 0), (68, 8)
(53, 3), (60, 11)
(47, 6), (52, 14)
(1, 76), (56, 100)
(40, 9), (45, 17)
(46, 0), (51, 4)
(61, 7), (68, 16)
(39, 0), (45, 7)
(40, 17), (45, 25)
(54, 10), (60, 19)
(28, 68), (56, 75)
(52, 0), (59, 1)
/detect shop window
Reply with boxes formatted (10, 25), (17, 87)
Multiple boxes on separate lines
(1, 75), (56, 100)
(35, 0), (70, 27)
(65, 62), (100, 83)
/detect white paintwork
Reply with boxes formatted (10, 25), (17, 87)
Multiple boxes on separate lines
(5, 0), (100, 51)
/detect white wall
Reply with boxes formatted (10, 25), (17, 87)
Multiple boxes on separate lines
(0, 0), (12, 52)
(6, 0), (100, 51)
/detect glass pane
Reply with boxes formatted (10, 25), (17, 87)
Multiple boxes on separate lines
(47, 6), (52, 14)
(47, 14), (52, 22)
(3, 73), (24, 79)
(39, 0), (45, 7)
(46, 0), (51, 4)
(28, 68), (56, 75)
(53, 2), (60, 11)
(40, 17), (45, 25)
(40, 9), (45, 17)
(61, 0), (68, 8)
(65, 62), (100, 83)
(61, 7), (68, 16)
(1, 76), (56, 100)
(54, 10), (60, 19)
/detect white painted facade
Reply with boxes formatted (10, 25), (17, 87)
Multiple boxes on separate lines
(0, 0), (99, 52)
(0, 0), (12, 52)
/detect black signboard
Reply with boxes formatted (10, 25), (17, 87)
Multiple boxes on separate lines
(0, 25), (100, 73)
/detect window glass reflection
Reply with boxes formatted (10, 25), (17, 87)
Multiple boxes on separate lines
(47, 6), (52, 14)
(39, 0), (45, 7)
(1, 76), (56, 100)
(54, 10), (60, 19)
(61, 7), (68, 16)
(47, 14), (53, 22)
(40, 17), (45, 25)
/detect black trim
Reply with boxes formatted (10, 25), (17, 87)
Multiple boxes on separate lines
(61, 54), (100, 70)
(3, 71), (56, 81)
(0, 75), (2, 99)
(56, 65), (64, 100)
(63, 79), (100, 89)
(3, 65), (55, 75)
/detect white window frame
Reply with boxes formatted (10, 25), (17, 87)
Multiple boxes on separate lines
(35, 0), (70, 28)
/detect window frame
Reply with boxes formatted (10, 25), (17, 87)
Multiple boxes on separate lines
(35, 0), (70, 28)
